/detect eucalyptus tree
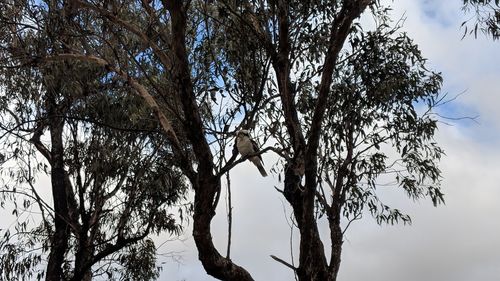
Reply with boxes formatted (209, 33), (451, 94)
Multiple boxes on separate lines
(1, 1), (445, 281)
(215, 2), (444, 280)
(0, 2), (188, 280)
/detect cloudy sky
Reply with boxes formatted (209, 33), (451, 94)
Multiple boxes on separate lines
(158, 1), (500, 281)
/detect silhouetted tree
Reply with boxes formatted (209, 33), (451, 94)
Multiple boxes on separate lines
(0, 2), (188, 280)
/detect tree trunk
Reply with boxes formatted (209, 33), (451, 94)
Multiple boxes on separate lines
(275, 2), (371, 280)
(284, 160), (330, 281)
(45, 96), (70, 281)
(72, 230), (93, 281)
(328, 217), (344, 280)
(192, 176), (254, 281)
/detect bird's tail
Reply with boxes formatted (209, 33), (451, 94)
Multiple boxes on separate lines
(256, 163), (268, 177)
(250, 157), (268, 177)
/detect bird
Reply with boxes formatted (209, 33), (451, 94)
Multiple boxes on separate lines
(235, 129), (268, 177)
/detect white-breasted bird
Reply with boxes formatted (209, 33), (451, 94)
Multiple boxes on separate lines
(236, 129), (268, 177)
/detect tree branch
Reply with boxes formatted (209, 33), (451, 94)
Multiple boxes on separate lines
(74, 0), (173, 69)
(217, 145), (285, 178)
(270, 255), (297, 271)
(40, 53), (192, 175)
(306, 0), (372, 159)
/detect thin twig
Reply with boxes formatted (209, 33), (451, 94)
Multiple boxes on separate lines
(270, 255), (297, 271)
(225, 171), (232, 259)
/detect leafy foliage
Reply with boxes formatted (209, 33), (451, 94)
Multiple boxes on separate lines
(463, 0), (500, 39)
(0, 1), (189, 280)
(317, 23), (444, 224)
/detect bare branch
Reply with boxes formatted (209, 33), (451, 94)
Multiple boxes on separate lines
(270, 255), (297, 271)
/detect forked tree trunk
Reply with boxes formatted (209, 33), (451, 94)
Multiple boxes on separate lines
(284, 159), (330, 281)
(275, 1), (372, 280)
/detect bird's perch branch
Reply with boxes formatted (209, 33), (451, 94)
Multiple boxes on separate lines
(216, 145), (285, 178)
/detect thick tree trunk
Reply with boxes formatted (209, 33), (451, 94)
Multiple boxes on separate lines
(283, 161), (345, 281)
(284, 160), (330, 281)
(276, 2), (371, 280)
(73, 232), (93, 281)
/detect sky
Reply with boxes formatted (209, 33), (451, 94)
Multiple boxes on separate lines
(158, 1), (500, 281)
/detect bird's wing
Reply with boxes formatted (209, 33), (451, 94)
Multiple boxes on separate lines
(250, 139), (263, 161)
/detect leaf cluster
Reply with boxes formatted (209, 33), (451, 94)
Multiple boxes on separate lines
(463, 0), (500, 39)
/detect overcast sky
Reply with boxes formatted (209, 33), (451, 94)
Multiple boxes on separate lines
(158, 1), (500, 281)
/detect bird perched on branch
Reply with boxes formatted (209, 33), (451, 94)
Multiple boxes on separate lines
(236, 130), (268, 177)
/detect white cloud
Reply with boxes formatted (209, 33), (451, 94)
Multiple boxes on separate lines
(338, 122), (500, 281)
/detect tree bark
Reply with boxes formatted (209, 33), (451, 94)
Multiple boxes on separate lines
(45, 94), (70, 281)
(328, 217), (344, 279)
(283, 163), (329, 281)
(73, 224), (93, 281)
